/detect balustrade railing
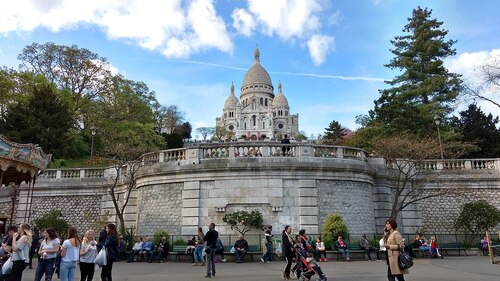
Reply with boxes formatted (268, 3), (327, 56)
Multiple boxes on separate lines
(419, 159), (498, 171)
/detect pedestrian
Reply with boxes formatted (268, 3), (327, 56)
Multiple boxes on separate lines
(281, 135), (291, 156)
(79, 230), (97, 281)
(5, 223), (32, 281)
(281, 225), (294, 280)
(59, 227), (80, 281)
(34, 227), (60, 281)
(261, 225), (273, 263)
(202, 223), (218, 278)
(383, 219), (409, 281)
(101, 223), (119, 281)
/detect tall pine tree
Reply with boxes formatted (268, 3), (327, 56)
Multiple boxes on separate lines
(370, 7), (462, 137)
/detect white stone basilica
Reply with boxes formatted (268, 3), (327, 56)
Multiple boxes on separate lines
(216, 48), (299, 140)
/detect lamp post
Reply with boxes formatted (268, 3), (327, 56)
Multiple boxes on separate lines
(90, 124), (97, 164)
(434, 114), (444, 162)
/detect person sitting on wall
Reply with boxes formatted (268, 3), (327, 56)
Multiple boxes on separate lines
(233, 234), (249, 263)
(281, 135), (291, 156)
(127, 237), (143, 262)
(335, 235), (350, 261)
(359, 234), (380, 261)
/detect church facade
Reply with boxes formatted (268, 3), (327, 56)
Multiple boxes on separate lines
(216, 48), (299, 140)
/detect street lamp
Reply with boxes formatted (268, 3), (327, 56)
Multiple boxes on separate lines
(434, 114), (444, 162)
(90, 124), (97, 164)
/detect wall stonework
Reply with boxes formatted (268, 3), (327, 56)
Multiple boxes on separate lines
(317, 180), (375, 235)
(422, 188), (500, 233)
(136, 183), (183, 236)
(30, 195), (101, 232)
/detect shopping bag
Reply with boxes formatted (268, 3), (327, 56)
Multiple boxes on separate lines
(94, 248), (107, 267)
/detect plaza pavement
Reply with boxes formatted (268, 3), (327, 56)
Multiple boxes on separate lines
(21, 255), (499, 281)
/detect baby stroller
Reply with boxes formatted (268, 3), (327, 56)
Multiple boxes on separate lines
(295, 250), (327, 281)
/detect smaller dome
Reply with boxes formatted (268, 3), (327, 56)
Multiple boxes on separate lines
(273, 81), (289, 108)
(224, 82), (239, 108)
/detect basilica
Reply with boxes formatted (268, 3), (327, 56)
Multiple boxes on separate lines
(216, 48), (299, 140)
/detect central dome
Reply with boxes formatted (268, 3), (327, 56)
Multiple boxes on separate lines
(241, 48), (273, 95)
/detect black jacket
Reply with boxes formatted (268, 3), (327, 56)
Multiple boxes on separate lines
(203, 229), (218, 248)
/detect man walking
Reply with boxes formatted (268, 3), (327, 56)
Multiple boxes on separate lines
(203, 223), (218, 278)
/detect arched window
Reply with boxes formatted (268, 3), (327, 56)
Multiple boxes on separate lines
(260, 97), (263, 105)
(252, 115), (256, 126)
(265, 98), (268, 106)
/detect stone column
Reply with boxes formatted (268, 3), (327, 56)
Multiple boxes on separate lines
(298, 179), (319, 234)
(181, 181), (201, 235)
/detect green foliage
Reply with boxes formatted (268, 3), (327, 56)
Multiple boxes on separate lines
(454, 200), (500, 244)
(323, 120), (347, 144)
(32, 210), (70, 238)
(152, 230), (170, 245)
(295, 132), (308, 142)
(222, 210), (264, 235)
(123, 226), (136, 250)
(366, 7), (462, 143)
(451, 103), (500, 158)
(162, 133), (184, 149)
(173, 239), (187, 245)
(321, 213), (349, 242)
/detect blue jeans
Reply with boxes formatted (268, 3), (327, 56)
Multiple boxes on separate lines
(59, 261), (77, 281)
(194, 246), (204, 263)
(262, 243), (272, 262)
(34, 258), (56, 281)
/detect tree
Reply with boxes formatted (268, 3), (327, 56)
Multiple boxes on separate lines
(295, 132), (308, 142)
(100, 121), (163, 234)
(222, 210), (264, 235)
(18, 42), (113, 113)
(462, 53), (500, 109)
(321, 213), (349, 242)
(0, 82), (75, 158)
(454, 200), (500, 244)
(196, 127), (215, 140)
(174, 122), (192, 140)
(32, 209), (70, 238)
(450, 103), (500, 158)
(161, 105), (185, 134)
(372, 134), (465, 219)
(369, 7), (462, 138)
(323, 121), (347, 144)
(214, 126), (230, 141)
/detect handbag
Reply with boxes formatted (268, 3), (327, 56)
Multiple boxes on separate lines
(1, 257), (12, 275)
(94, 248), (108, 267)
(398, 251), (413, 270)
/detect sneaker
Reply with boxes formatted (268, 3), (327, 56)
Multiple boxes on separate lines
(204, 275), (211, 278)
(324, 258), (328, 262)
(192, 263), (198, 266)
(266, 261), (272, 264)
(261, 257), (265, 263)
(222, 258), (226, 262)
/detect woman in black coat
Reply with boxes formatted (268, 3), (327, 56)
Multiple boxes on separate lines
(281, 225), (294, 280)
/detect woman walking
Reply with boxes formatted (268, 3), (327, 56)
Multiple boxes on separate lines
(6, 223), (32, 281)
(383, 219), (409, 281)
(101, 223), (119, 281)
(80, 230), (98, 281)
(34, 227), (60, 281)
(60, 227), (80, 281)
(281, 225), (294, 280)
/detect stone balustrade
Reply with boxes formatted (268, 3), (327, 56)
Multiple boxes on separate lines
(419, 158), (499, 171)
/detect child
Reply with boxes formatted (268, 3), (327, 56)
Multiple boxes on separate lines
(429, 236), (443, 259)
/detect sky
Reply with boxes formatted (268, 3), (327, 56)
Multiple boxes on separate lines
(1, 0), (499, 138)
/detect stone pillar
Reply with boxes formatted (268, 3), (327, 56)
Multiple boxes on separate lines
(181, 181), (201, 235)
(186, 148), (200, 164)
(298, 179), (319, 234)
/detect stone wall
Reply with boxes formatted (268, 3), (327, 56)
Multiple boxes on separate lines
(423, 188), (500, 233)
(136, 183), (183, 236)
(317, 180), (375, 235)
(30, 195), (101, 232)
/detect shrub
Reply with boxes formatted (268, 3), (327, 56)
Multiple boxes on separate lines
(32, 209), (70, 238)
(454, 200), (500, 244)
(152, 230), (170, 245)
(173, 239), (187, 245)
(222, 210), (264, 235)
(321, 213), (349, 242)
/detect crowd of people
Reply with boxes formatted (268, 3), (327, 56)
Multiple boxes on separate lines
(0, 223), (119, 281)
(5, 218), (481, 281)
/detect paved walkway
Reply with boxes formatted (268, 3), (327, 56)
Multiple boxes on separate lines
(20, 256), (499, 281)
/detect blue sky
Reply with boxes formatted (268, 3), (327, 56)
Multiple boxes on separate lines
(1, 0), (499, 138)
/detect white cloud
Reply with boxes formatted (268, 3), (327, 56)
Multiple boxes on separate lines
(232, 8), (255, 37)
(0, 0), (233, 58)
(307, 34), (334, 66)
(445, 49), (500, 115)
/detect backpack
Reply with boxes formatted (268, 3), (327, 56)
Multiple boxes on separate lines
(215, 239), (223, 250)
